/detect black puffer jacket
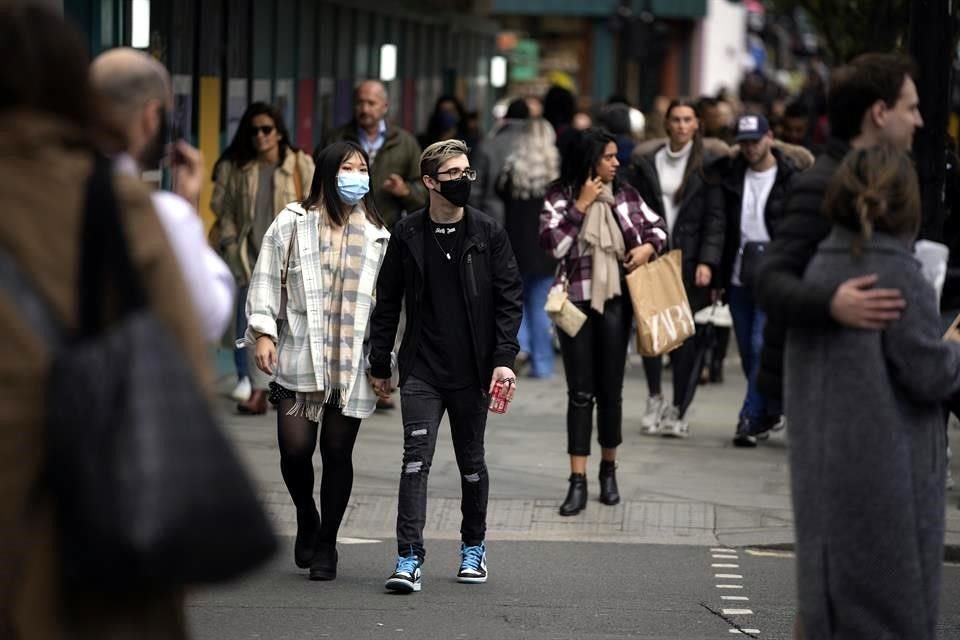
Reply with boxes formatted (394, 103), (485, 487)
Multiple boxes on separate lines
(754, 138), (850, 400)
(627, 141), (728, 311)
(706, 147), (802, 288)
(368, 206), (523, 387)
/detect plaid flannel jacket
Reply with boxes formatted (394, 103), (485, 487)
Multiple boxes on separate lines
(244, 203), (390, 419)
(539, 183), (668, 302)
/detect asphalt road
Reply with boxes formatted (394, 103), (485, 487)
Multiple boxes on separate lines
(187, 539), (960, 639)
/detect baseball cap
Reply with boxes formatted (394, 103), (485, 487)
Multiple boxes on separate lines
(735, 114), (771, 142)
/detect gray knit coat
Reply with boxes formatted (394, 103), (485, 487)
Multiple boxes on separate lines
(785, 226), (960, 639)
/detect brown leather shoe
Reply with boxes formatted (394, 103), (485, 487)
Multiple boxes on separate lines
(237, 389), (268, 415)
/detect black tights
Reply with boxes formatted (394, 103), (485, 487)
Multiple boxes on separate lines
(276, 398), (361, 544)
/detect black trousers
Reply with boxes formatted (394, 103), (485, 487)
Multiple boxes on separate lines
(396, 375), (489, 561)
(558, 296), (632, 456)
(642, 336), (699, 419)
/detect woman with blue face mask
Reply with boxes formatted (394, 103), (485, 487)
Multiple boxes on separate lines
(243, 141), (391, 582)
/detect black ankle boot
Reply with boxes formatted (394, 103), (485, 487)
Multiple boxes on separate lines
(309, 542), (338, 581)
(294, 508), (320, 569)
(559, 473), (587, 516)
(598, 460), (621, 506)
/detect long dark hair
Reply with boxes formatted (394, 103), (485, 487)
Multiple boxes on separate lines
(555, 127), (618, 198)
(0, 4), (118, 150)
(302, 141), (384, 228)
(823, 144), (920, 253)
(212, 102), (296, 178)
(664, 97), (704, 204)
(421, 95), (469, 146)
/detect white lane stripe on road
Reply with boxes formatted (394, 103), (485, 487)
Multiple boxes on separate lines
(729, 630), (761, 635)
(721, 608), (754, 615)
(711, 547), (737, 553)
(715, 584), (744, 589)
(712, 554), (739, 559)
(712, 563), (740, 568)
(721, 595), (750, 601)
(715, 573), (743, 579)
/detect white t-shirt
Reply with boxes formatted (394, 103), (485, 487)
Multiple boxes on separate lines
(733, 165), (777, 286)
(655, 140), (693, 235)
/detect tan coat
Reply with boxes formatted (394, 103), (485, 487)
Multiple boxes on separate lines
(217, 149), (315, 286)
(0, 113), (211, 640)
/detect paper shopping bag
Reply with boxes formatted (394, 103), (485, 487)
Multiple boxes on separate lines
(625, 249), (695, 356)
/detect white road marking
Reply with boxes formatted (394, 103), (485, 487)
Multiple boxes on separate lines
(712, 554), (739, 559)
(337, 537), (382, 544)
(722, 608), (754, 615)
(716, 584), (744, 589)
(745, 548), (793, 559)
(712, 563), (740, 568)
(711, 547), (737, 553)
(715, 573), (743, 579)
(729, 630), (761, 635)
(722, 595), (750, 601)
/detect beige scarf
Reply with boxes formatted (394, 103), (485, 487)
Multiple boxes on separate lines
(290, 205), (367, 422)
(579, 183), (625, 313)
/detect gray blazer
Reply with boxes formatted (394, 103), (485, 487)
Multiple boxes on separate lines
(785, 226), (960, 639)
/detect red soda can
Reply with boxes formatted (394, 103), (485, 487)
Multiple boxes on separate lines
(489, 379), (512, 414)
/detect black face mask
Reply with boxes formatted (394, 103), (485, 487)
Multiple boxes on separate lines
(436, 177), (472, 208)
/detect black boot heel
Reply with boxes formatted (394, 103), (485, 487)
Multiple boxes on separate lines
(598, 460), (621, 506)
(559, 473), (587, 516)
(309, 542), (338, 581)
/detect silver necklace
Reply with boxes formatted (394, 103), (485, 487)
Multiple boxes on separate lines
(432, 224), (455, 261)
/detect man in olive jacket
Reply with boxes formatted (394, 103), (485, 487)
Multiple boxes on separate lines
(320, 80), (426, 229)
(754, 53), (922, 402)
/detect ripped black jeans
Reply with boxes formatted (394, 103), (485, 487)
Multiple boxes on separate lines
(396, 375), (489, 561)
(557, 295), (632, 456)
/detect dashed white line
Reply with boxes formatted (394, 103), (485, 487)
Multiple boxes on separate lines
(721, 608), (754, 615)
(729, 630), (760, 635)
(711, 547), (737, 553)
(712, 554), (739, 559)
(715, 584), (744, 589)
(712, 563), (740, 568)
(715, 573), (744, 579)
(721, 595), (750, 601)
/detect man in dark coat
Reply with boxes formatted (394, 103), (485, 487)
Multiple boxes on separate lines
(706, 114), (804, 446)
(368, 140), (522, 594)
(320, 80), (426, 230)
(754, 53), (922, 403)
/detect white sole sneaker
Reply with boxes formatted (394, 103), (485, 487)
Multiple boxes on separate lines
(230, 377), (252, 401)
(385, 576), (422, 593)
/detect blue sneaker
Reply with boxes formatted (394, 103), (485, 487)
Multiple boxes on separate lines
(457, 543), (487, 584)
(385, 555), (422, 593)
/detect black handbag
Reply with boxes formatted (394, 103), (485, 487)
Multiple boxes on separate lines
(739, 241), (769, 287)
(0, 157), (276, 588)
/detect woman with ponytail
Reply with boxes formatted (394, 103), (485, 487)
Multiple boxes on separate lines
(786, 144), (960, 639)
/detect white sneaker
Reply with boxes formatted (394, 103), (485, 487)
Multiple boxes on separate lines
(641, 395), (666, 435)
(231, 376), (252, 401)
(660, 406), (689, 439)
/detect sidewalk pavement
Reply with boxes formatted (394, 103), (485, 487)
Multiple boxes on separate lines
(214, 350), (960, 550)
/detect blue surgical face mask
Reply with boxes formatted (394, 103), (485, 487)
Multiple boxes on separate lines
(336, 172), (370, 205)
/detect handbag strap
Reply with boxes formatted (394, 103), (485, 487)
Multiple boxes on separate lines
(78, 156), (148, 337)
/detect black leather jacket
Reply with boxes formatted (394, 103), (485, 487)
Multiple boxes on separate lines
(368, 205), (523, 387)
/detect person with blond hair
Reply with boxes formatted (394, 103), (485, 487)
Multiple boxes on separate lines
(368, 139), (522, 593)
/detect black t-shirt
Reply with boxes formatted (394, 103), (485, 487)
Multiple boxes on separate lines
(412, 218), (479, 389)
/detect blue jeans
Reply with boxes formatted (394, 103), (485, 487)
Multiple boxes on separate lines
(234, 285), (249, 379)
(728, 285), (780, 420)
(518, 275), (555, 378)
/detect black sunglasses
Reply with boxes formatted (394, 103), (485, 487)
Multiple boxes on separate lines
(252, 125), (275, 136)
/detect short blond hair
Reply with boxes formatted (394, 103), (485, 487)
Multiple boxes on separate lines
(420, 139), (469, 177)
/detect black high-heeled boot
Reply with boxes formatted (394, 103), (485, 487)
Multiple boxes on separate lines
(598, 460), (621, 506)
(559, 473), (587, 516)
(294, 508), (320, 569)
(309, 542), (338, 581)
